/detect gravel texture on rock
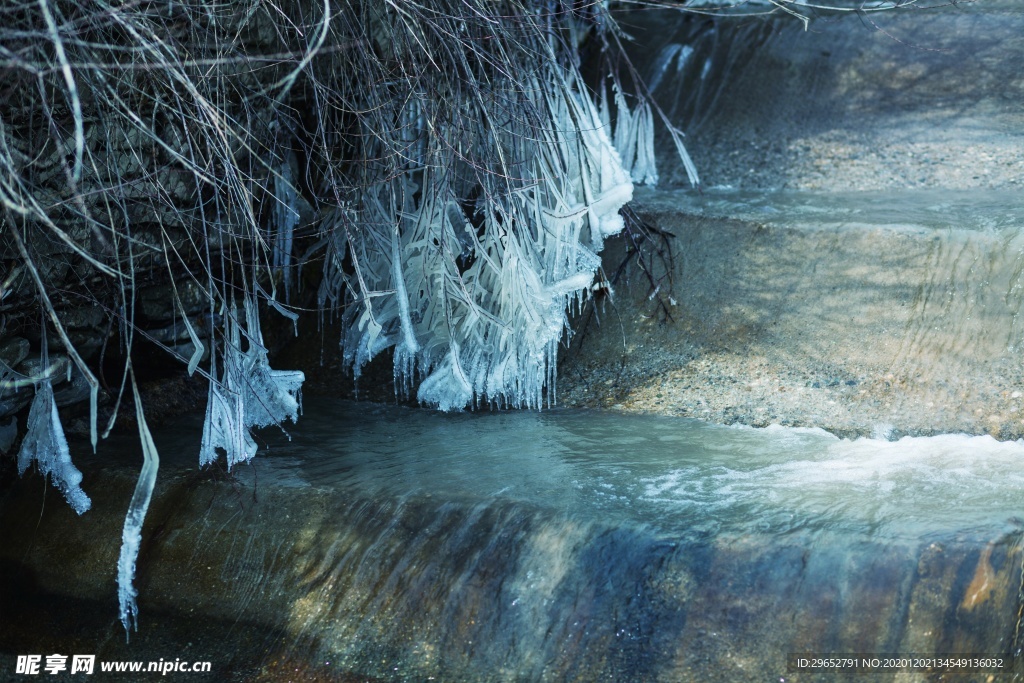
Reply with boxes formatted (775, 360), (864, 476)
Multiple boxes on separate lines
(558, 2), (1024, 439)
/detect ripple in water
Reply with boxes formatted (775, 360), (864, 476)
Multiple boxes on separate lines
(167, 401), (1024, 544)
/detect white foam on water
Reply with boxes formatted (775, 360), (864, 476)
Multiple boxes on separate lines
(149, 401), (1024, 542)
(640, 425), (1024, 539)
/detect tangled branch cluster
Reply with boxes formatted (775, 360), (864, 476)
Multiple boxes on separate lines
(0, 0), (936, 634)
(0, 0), (692, 419)
(0, 0), (701, 630)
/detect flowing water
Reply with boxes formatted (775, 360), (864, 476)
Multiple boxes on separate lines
(4, 399), (1022, 682)
(658, 188), (1024, 234)
(239, 402), (1024, 682)
(261, 401), (1024, 544)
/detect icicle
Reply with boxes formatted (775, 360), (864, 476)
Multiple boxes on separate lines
(545, 272), (595, 299)
(612, 85), (636, 173)
(270, 299), (300, 337)
(417, 342), (473, 412)
(663, 119), (700, 188)
(257, 283), (300, 337)
(16, 356), (90, 515)
(117, 374), (160, 636)
(199, 381), (256, 468)
(392, 227), (420, 355)
(199, 295), (304, 469)
(332, 67), (634, 411)
(198, 309), (257, 469)
(598, 80), (611, 129)
(241, 356), (304, 431)
(607, 91), (659, 187)
(173, 292), (205, 377)
(272, 154), (299, 303)
(631, 101), (659, 186)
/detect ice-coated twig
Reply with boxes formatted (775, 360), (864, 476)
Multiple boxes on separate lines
(15, 337), (90, 515)
(199, 295), (304, 469)
(117, 371), (160, 637)
(17, 374), (91, 516)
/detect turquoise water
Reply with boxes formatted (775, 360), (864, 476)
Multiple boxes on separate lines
(207, 400), (1024, 544)
(7, 399), (1024, 682)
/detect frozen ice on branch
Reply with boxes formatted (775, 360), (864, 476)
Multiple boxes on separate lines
(1, 0), (707, 628)
(15, 359), (91, 516)
(330, 67), (636, 410)
(320, 1), (700, 410)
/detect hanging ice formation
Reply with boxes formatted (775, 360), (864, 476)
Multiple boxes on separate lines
(272, 153), (300, 303)
(115, 295), (302, 634)
(199, 295), (304, 470)
(15, 358), (91, 515)
(117, 376), (160, 634)
(323, 68), (635, 410)
(1, 0), (715, 639)
(598, 81), (661, 188)
(596, 53), (701, 190)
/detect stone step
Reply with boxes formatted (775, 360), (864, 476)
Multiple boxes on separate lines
(2, 457), (1019, 682)
(559, 3), (1024, 438)
(561, 187), (1024, 438)
(620, 1), (1024, 191)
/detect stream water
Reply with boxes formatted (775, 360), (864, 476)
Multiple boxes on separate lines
(258, 401), (1024, 545)
(8, 399), (1012, 682)
(657, 188), (1024, 234)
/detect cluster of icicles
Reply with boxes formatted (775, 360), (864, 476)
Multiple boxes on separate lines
(320, 69), (692, 411)
(10, 68), (690, 634)
(6, 296), (304, 634)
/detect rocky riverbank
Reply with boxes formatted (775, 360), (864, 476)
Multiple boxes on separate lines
(558, 189), (1024, 439)
(556, 2), (1024, 439)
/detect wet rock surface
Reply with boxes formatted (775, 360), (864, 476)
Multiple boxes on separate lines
(2, 449), (1021, 683)
(559, 3), (1024, 439)
(559, 192), (1024, 439)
